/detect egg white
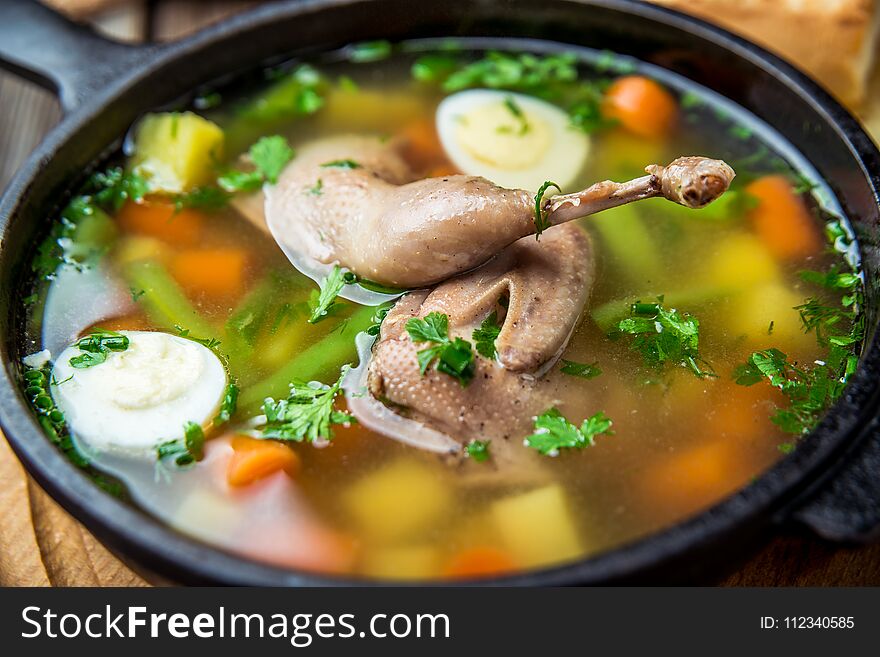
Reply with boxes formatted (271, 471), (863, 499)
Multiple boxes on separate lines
(51, 330), (227, 455)
(436, 89), (590, 191)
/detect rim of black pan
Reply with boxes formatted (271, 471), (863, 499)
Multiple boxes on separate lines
(1, 0), (879, 585)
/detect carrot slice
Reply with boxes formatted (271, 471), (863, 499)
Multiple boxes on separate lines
(399, 117), (446, 171)
(171, 247), (248, 299)
(601, 75), (678, 138)
(443, 546), (514, 579)
(116, 200), (205, 246)
(227, 435), (300, 487)
(745, 175), (822, 260)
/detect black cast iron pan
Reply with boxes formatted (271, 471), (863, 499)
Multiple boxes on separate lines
(1, 0), (879, 585)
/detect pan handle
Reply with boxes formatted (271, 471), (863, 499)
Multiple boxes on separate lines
(0, 0), (153, 113)
(783, 412), (880, 543)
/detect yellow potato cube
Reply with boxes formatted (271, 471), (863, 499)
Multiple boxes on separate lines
(490, 485), (582, 569)
(706, 232), (779, 291)
(132, 111), (224, 193)
(342, 459), (452, 542)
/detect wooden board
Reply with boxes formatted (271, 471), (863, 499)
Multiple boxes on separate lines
(1, 0), (879, 587)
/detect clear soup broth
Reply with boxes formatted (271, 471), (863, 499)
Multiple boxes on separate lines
(20, 40), (863, 580)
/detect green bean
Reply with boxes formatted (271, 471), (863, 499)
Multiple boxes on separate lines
(239, 304), (376, 411)
(122, 259), (216, 338)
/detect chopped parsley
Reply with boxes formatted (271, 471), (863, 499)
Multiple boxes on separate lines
(533, 180), (560, 239)
(414, 50), (613, 134)
(734, 348), (854, 436)
(411, 54), (459, 82)
(347, 40), (392, 63)
(465, 439), (491, 463)
(307, 178), (324, 196)
(213, 382), (239, 426)
(472, 311), (503, 359)
(68, 329), (129, 369)
(366, 302), (393, 337)
(173, 325), (222, 351)
(736, 259), (864, 438)
(405, 311), (475, 386)
(218, 135), (294, 192)
(498, 96), (530, 135)
(321, 159), (361, 169)
(23, 366), (87, 467)
(559, 360), (602, 379)
(260, 366), (354, 443)
(157, 421), (205, 467)
(612, 299), (713, 378)
(524, 408), (613, 456)
(308, 265), (357, 324)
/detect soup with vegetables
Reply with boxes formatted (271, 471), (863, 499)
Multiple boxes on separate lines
(19, 40), (864, 580)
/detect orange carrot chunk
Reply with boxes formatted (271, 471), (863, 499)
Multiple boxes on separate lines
(601, 75), (678, 138)
(171, 247), (248, 299)
(116, 200), (205, 246)
(443, 546), (514, 579)
(400, 117), (446, 171)
(227, 435), (300, 487)
(745, 175), (823, 260)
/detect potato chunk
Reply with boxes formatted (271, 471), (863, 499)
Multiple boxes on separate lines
(342, 459), (452, 542)
(132, 111), (224, 193)
(490, 485), (582, 569)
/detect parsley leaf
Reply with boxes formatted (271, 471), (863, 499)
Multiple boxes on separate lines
(465, 439), (491, 463)
(69, 329), (129, 369)
(734, 347), (853, 436)
(559, 360), (602, 379)
(534, 180), (560, 238)
(250, 135), (295, 184)
(260, 367), (354, 443)
(405, 311), (476, 386)
(157, 421), (205, 467)
(321, 159), (361, 169)
(347, 40), (392, 63)
(213, 382), (239, 426)
(612, 299), (713, 378)
(366, 302), (393, 337)
(472, 311), (503, 359)
(218, 135), (294, 192)
(308, 265), (357, 324)
(524, 408), (613, 456)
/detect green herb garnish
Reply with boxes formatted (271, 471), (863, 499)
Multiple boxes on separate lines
(218, 135), (294, 192)
(411, 54), (459, 82)
(559, 360), (602, 379)
(24, 366), (87, 467)
(347, 40), (392, 63)
(68, 329), (129, 369)
(321, 159), (361, 169)
(307, 179), (324, 196)
(465, 439), (491, 463)
(533, 180), (560, 239)
(613, 299), (713, 378)
(366, 302), (393, 337)
(309, 265), (357, 324)
(214, 382), (239, 426)
(405, 311), (475, 386)
(260, 366), (354, 443)
(733, 348), (852, 436)
(173, 325), (222, 351)
(157, 421), (205, 467)
(472, 311), (503, 359)
(524, 408), (613, 456)
(499, 96), (530, 135)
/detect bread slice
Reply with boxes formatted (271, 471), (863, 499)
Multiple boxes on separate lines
(651, 0), (879, 108)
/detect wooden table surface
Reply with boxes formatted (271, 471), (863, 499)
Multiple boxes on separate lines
(2, 0), (880, 587)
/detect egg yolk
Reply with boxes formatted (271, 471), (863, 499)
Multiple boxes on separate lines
(454, 101), (552, 170)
